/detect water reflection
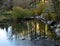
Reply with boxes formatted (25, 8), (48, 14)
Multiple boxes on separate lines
(0, 28), (14, 46)
(0, 21), (60, 46)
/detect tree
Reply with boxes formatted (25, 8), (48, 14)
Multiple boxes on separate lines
(52, 0), (60, 15)
(52, 0), (60, 22)
(0, 0), (3, 6)
(9, 0), (13, 10)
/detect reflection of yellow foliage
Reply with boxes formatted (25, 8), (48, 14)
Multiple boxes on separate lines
(36, 22), (40, 33)
(20, 31), (25, 36)
(42, 0), (44, 3)
(45, 24), (48, 35)
(32, 22), (35, 31)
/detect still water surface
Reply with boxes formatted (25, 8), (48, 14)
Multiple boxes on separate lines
(0, 27), (14, 46)
(0, 21), (60, 46)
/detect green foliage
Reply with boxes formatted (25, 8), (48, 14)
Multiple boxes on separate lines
(0, 16), (6, 21)
(44, 12), (57, 20)
(0, 1), (44, 19)
(0, 6), (34, 20)
(0, 11), (14, 21)
(1, 11), (13, 16)
(30, 2), (44, 15)
(52, 0), (60, 15)
(12, 7), (33, 18)
(1, 0), (59, 21)
(37, 3), (45, 13)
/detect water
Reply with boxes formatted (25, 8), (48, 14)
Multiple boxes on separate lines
(0, 21), (60, 46)
(0, 28), (14, 46)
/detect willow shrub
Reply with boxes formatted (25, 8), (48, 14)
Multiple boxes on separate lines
(12, 3), (44, 18)
(12, 7), (33, 18)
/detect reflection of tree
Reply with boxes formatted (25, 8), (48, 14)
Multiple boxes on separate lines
(0, 21), (58, 40)
(27, 21), (42, 40)
(0, 24), (5, 29)
(11, 22), (27, 39)
(12, 22), (26, 32)
(26, 21), (34, 40)
(0, 23), (10, 30)
(47, 27), (56, 40)
(39, 21), (45, 38)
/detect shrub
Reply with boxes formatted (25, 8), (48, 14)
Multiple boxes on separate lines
(12, 6), (33, 18)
